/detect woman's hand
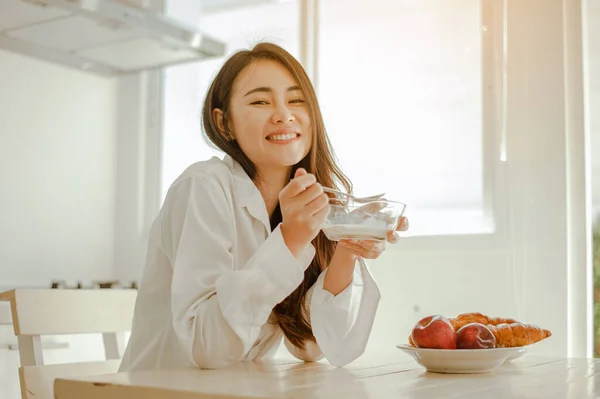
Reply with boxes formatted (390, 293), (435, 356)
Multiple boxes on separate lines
(387, 215), (409, 244)
(280, 168), (330, 258)
(324, 214), (408, 295)
(337, 216), (409, 259)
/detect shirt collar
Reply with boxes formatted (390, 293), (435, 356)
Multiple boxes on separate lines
(223, 155), (271, 233)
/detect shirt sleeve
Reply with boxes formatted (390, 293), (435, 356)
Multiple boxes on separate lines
(161, 174), (315, 369)
(307, 258), (381, 367)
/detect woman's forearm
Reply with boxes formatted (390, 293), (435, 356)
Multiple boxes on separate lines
(322, 246), (358, 295)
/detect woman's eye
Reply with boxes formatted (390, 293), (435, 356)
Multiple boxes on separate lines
(250, 100), (268, 105)
(290, 99), (305, 104)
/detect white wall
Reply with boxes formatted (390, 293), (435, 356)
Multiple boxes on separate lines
(588, 2), (600, 219)
(0, 50), (118, 287)
(111, 72), (162, 287)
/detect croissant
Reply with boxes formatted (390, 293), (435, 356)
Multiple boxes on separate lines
(488, 322), (551, 347)
(449, 312), (519, 330)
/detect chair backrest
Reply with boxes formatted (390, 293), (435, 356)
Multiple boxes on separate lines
(0, 289), (137, 399)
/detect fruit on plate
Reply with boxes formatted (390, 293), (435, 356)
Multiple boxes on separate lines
(407, 312), (552, 349)
(410, 315), (457, 349)
(456, 323), (497, 349)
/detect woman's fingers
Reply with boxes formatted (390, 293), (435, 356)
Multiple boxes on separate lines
(338, 239), (385, 259)
(396, 217), (409, 231)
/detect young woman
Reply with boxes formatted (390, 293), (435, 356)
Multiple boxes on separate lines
(119, 42), (409, 371)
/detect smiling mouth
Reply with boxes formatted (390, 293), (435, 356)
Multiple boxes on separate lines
(266, 132), (300, 141)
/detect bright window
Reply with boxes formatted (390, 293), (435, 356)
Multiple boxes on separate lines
(317, 0), (487, 235)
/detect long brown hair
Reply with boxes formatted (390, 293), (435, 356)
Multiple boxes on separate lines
(202, 42), (352, 349)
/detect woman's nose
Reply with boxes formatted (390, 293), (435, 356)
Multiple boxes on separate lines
(271, 103), (295, 124)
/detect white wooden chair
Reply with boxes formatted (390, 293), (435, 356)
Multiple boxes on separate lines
(0, 288), (137, 399)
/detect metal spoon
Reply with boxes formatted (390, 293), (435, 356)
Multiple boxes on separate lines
(322, 186), (386, 203)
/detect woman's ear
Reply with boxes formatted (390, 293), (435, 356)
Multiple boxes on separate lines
(213, 108), (233, 141)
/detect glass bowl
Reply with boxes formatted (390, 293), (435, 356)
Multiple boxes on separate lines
(322, 198), (406, 242)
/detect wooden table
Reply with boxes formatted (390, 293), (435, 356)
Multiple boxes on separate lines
(54, 353), (600, 399)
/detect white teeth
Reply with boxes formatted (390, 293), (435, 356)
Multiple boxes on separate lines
(268, 133), (297, 141)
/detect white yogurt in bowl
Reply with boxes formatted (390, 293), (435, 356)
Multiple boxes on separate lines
(322, 224), (389, 241)
(322, 197), (406, 242)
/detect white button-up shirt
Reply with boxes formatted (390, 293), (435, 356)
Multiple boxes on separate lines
(119, 155), (381, 371)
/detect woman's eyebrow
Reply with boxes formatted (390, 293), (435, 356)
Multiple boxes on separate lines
(243, 85), (301, 97)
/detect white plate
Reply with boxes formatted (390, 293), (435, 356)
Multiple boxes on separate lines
(396, 344), (527, 374)
(505, 347), (528, 361)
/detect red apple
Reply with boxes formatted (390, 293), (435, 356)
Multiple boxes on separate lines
(411, 315), (457, 349)
(456, 323), (497, 349)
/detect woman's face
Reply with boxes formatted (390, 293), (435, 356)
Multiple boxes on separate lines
(220, 59), (312, 176)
